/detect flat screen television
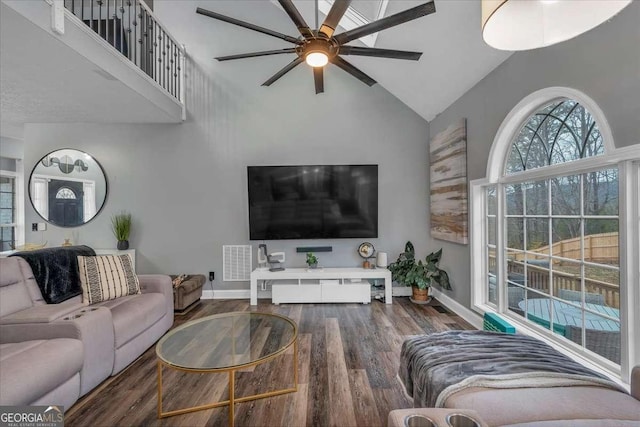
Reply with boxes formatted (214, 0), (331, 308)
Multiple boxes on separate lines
(247, 165), (378, 240)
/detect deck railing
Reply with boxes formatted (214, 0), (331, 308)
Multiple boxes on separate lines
(63, 0), (184, 101)
(488, 255), (620, 308)
(506, 261), (620, 308)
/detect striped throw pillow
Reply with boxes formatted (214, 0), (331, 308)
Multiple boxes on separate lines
(77, 254), (140, 305)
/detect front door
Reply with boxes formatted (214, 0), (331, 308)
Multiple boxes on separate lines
(48, 180), (84, 226)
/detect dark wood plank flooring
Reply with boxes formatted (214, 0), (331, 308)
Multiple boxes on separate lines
(65, 298), (472, 427)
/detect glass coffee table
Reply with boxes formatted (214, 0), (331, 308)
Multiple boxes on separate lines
(156, 311), (298, 426)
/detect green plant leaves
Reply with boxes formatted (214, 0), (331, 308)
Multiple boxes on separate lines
(306, 252), (318, 265)
(111, 212), (131, 241)
(387, 241), (452, 290)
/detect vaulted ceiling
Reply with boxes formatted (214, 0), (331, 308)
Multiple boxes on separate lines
(157, 0), (512, 121)
(0, 0), (512, 136)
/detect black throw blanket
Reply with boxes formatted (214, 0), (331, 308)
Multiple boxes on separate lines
(11, 245), (95, 304)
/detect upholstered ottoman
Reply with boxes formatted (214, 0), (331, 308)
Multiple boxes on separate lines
(171, 275), (206, 314)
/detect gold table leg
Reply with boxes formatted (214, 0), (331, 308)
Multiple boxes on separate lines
(229, 370), (235, 427)
(157, 361), (163, 419)
(157, 336), (298, 421)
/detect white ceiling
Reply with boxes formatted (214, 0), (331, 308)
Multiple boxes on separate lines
(156, 0), (512, 122)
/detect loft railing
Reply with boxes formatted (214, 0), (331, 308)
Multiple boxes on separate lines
(63, 0), (184, 102)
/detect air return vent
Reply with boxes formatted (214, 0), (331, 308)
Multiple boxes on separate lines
(223, 245), (252, 281)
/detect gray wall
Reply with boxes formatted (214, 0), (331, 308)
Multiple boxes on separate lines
(0, 136), (24, 160)
(23, 56), (431, 290)
(428, 2), (640, 307)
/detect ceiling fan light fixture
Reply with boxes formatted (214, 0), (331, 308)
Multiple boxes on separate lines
(481, 0), (632, 51)
(305, 51), (329, 67)
(197, 1), (437, 92)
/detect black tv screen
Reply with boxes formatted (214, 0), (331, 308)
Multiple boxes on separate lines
(248, 165), (378, 240)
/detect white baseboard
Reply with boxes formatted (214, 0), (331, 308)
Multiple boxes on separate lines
(392, 286), (413, 297)
(202, 289), (251, 300)
(429, 288), (483, 330)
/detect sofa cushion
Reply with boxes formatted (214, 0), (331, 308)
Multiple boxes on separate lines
(445, 386), (640, 426)
(0, 301), (82, 325)
(0, 258), (35, 317)
(78, 255), (140, 305)
(94, 293), (165, 348)
(0, 339), (83, 405)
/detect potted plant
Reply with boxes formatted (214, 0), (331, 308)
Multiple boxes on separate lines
(306, 252), (318, 269)
(388, 241), (451, 302)
(111, 212), (132, 250)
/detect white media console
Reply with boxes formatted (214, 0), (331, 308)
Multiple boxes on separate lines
(250, 267), (392, 305)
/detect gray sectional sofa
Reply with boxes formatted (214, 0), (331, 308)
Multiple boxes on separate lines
(0, 256), (173, 409)
(442, 370), (640, 426)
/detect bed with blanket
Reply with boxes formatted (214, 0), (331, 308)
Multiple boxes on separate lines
(399, 330), (640, 426)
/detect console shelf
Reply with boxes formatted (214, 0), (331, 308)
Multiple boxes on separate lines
(250, 267), (392, 305)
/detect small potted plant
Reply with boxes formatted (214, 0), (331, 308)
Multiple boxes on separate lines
(111, 212), (132, 250)
(388, 241), (451, 302)
(306, 252), (318, 269)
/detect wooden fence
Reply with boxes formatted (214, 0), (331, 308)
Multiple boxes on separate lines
(514, 232), (619, 264)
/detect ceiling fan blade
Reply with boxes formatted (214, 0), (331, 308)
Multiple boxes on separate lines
(262, 57), (304, 86)
(339, 46), (422, 60)
(278, 0), (314, 39)
(319, 0), (352, 38)
(313, 67), (324, 94)
(333, 1), (436, 45)
(196, 7), (300, 44)
(216, 48), (297, 62)
(331, 56), (376, 86)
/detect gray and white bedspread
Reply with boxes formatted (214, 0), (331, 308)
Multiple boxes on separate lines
(399, 330), (624, 408)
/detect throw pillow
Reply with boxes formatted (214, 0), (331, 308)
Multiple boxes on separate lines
(77, 254), (140, 305)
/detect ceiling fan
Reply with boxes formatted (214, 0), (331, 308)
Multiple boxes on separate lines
(196, 0), (436, 94)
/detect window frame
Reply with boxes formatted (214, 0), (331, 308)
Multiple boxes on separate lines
(470, 87), (640, 382)
(0, 165), (24, 254)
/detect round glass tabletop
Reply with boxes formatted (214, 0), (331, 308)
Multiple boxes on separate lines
(156, 311), (297, 371)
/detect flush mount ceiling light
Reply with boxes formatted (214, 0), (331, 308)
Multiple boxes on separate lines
(196, 0), (436, 94)
(306, 52), (329, 67)
(481, 0), (632, 51)
(303, 39), (334, 67)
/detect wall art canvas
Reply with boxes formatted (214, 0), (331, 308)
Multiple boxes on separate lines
(430, 118), (468, 244)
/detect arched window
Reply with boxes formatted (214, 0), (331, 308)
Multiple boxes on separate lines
(506, 99), (605, 174)
(471, 88), (640, 378)
(55, 187), (77, 199)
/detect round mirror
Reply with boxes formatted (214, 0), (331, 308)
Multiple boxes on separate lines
(29, 149), (108, 227)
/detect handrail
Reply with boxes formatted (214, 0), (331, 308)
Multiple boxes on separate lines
(62, 0), (185, 103)
(136, 0), (181, 51)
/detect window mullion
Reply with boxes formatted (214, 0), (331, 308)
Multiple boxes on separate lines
(496, 183), (506, 312)
(580, 173), (587, 349)
(548, 177), (553, 299)
(618, 160), (638, 379)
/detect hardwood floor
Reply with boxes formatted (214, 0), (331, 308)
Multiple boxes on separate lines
(65, 298), (473, 427)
